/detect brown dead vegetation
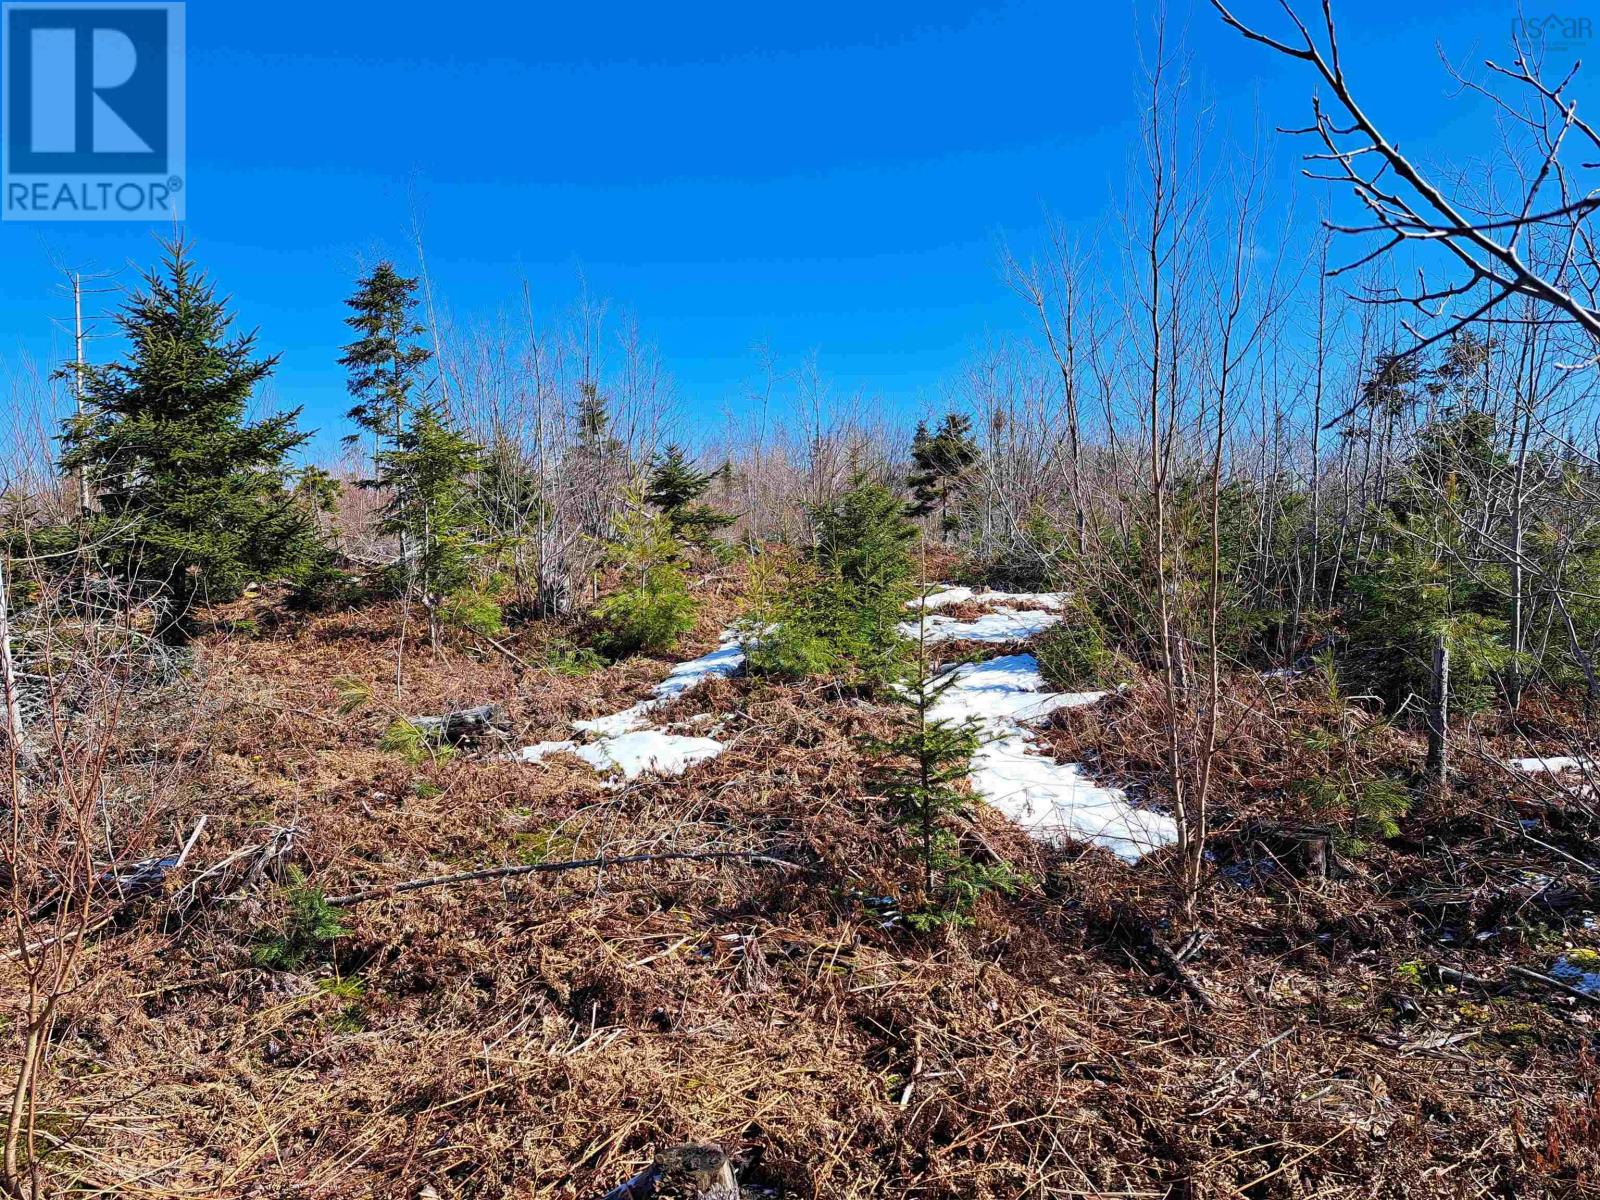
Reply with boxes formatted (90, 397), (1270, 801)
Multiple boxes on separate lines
(5, 576), (1599, 1199)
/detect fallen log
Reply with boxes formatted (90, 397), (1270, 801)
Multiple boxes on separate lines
(600, 1144), (739, 1199)
(409, 704), (511, 746)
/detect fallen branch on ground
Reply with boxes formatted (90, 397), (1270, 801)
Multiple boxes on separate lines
(325, 849), (802, 907)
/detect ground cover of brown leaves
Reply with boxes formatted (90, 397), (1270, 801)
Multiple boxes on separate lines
(10, 572), (1600, 1199)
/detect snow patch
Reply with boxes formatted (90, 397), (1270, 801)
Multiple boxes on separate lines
(928, 653), (1177, 863)
(911, 587), (1068, 612)
(513, 630), (744, 778)
(572, 703), (654, 737)
(899, 607), (1062, 644)
(508, 739), (579, 764)
(571, 730), (726, 778)
(1510, 755), (1593, 773)
(655, 637), (746, 701)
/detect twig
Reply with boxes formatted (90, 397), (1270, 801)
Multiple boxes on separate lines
(1150, 931), (1218, 1012)
(325, 849), (801, 907)
(1508, 964), (1600, 1007)
(172, 814), (207, 873)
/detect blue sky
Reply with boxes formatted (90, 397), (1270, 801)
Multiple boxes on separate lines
(0, 0), (1554, 457)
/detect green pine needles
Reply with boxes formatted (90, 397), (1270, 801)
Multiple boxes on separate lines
(341, 263), (494, 648)
(592, 487), (698, 657)
(59, 239), (323, 639)
(339, 261), (434, 464)
(252, 868), (350, 971)
(371, 403), (489, 633)
(907, 412), (981, 538)
(646, 444), (735, 547)
(1032, 597), (1120, 691)
(745, 475), (918, 688)
(872, 638), (1018, 931)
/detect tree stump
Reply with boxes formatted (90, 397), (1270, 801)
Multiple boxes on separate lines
(600, 1144), (739, 1199)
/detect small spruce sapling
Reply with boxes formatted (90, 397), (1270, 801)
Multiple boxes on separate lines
(1296, 651), (1411, 856)
(871, 547), (1019, 929)
(746, 475), (917, 687)
(591, 486), (698, 657)
(646, 444), (735, 547)
(370, 403), (488, 648)
(252, 868), (350, 971)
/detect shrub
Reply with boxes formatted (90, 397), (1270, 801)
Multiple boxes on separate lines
(287, 558), (367, 612)
(1302, 774), (1412, 855)
(869, 661), (1019, 930)
(593, 570), (697, 657)
(592, 490), (700, 658)
(439, 588), (504, 636)
(746, 616), (839, 680)
(1033, 599), (1118, 691)
(962, 509), (1073, 592)
(744, 478), (917, 687)
(542, 639), (606, 676)
(380, 718), (456, 765)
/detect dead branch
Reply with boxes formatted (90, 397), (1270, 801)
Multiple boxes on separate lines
(324, 849), (802, 907)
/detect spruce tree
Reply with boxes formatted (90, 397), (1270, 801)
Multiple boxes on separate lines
(571, 380), (627, 544)
(371, 403), (485, 647)
(871, 571), (1017, 930)
(59, 240), (319, 638)
(646, 444), (734, 546)
(906, 412), (980, 538)
(812, 476), (918, 596)
(339, 262), (432, 471)
(746, 476), (917, 686)
(592, 485), (698, 657)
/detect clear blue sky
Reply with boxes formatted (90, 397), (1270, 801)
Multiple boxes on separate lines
(0, 0), (1544, 457)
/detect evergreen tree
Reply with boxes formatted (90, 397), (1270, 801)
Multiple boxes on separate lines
(812, 476), (918, 597)
(59, 240), (320, 639)
(571, 380), (627, 544)
(646, 444), (734, 546)
(575, 380), (613, 445)
(871, 609), (1018, 930)
(338, 262), (432, 469)
(371, 403), (485, 647)
(746, 476), (917, 686)
(592, 485), (698, 656)
(907, 412), (980, 538)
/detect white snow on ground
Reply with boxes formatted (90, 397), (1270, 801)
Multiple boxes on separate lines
(572, 703), (654, 737)
(911, 587), (1068, 612)
(1510, 756), (1594, 773)
(509, 739), (579, 764)
(571, 730), (726, 778)
(928, 652), (1179, 863)
(898, 607), (1062, 644)
(514, 631), (745, 778)
(929, 655), (1106, 724)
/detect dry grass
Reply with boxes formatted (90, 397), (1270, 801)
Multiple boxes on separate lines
(5, 569), (1598, 1198)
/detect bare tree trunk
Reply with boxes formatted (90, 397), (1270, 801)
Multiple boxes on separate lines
(0, 558), (34, 780)
(1426, 632), (1449, 782)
